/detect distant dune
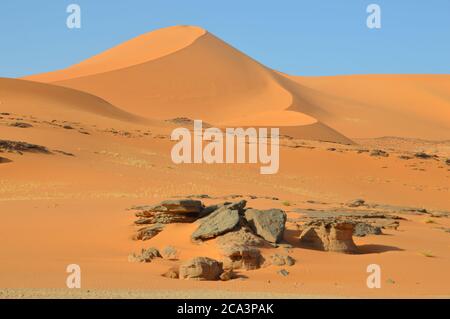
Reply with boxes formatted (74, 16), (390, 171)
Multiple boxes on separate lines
(0, 77), (149, 125)
(22, 25), (450, 142)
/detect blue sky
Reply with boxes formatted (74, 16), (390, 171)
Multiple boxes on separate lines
(1, 0), (449, 77)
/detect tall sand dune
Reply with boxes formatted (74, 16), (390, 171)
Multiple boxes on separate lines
(23, 25), (450, 141)
(23, 26), (352, 144)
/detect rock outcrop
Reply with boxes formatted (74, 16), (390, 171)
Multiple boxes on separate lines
(191, 201), (246, 241)
(179, 257), (223, 281)
(244, 209), (286, 243)
(299, 221), (358, 253)
(134, 199), (204, 224)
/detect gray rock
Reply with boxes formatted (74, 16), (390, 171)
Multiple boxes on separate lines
(414, 152), (434, 159)
(199, 202), (232, 218)
(192, 206), (241, 241)
(179, 257), (223, 281)
(9, 122), (33, 128)
(277, 269), (290, 277)
(244, 209), (286, 243)
(0, 139), (51, 154)
(353, 223), (382, 237)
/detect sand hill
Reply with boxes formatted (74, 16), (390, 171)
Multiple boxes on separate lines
(24, 25), (450, 142)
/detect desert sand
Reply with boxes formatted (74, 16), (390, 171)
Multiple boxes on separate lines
(1, 25), (449, 298)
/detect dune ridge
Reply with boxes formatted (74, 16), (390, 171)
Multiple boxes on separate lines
(21, 25), (450, 142)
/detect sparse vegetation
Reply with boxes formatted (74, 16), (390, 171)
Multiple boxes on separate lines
(420, 251), (435, 258)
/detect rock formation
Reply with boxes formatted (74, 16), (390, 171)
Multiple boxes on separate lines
(299, 221), (358, 253)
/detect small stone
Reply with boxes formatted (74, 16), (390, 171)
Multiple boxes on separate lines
(277, 269), (289, 277)
(347, 199), (366, 207)
(162, 267), (179, 279)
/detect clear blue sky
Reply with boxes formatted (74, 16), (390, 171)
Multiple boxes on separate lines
(1, 0), (449, 78)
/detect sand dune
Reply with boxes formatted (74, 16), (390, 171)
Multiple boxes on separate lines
(0, 77), (151, 125)
(23, 26), (353, 144)
(24, 26), (450, 142)
(288, 74), (450, 140)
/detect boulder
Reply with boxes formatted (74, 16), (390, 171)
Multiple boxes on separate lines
(353, 223), (382, 237)
(179, 257), (223, 281)
(192, 203), (244, 241)
(299, 221), (358, 253)
(244, 209), (286, 243)
(221, 245), (264, 270)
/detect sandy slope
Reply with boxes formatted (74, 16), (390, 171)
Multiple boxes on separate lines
(289, 74), (450, 140)
(0, 78), (152, 127)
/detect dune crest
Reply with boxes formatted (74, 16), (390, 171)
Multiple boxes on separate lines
(25, 25), (207, 82)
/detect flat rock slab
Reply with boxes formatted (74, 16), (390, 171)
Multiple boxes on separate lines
(244, 209), (286, 243)
(192, 206), (240, 240)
